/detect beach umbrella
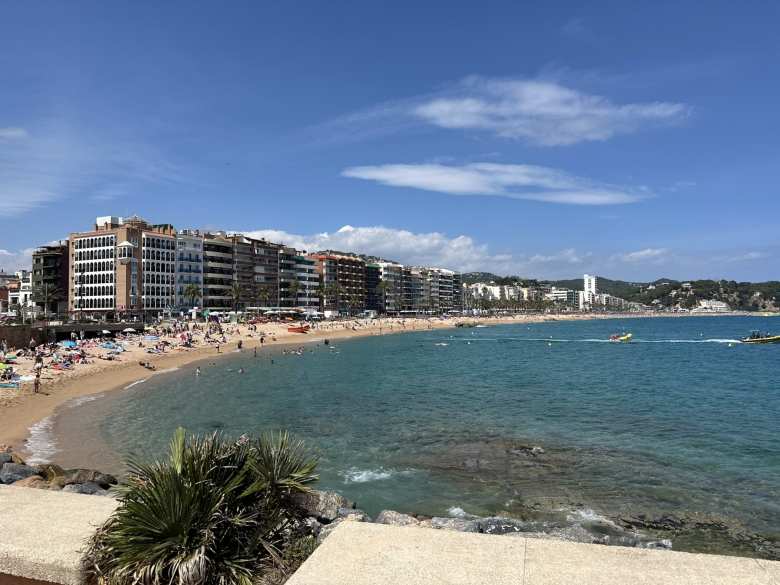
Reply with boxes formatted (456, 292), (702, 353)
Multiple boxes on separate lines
(122, 327), (136, 333)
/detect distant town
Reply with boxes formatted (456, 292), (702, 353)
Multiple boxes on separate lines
(0, 215), (777, 322)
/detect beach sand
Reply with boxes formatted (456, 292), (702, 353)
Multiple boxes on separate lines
(0, 312), (732, 452)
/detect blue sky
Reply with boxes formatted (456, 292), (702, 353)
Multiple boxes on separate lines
(1, 1), (778, 281)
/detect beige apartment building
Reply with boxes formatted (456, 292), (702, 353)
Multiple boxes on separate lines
(69, 216), (176, 318)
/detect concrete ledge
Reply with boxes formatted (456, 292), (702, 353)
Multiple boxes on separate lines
(287, 521), (780, 585)
(0, 486), (117, 585)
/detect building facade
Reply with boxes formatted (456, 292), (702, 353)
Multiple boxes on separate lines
(310, 252), (366, 315)
(202, 233), (234, 312)
(175, 230), (204, 310)
(32, 243), (69, 315)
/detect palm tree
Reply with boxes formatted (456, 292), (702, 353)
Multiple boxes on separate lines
(230, 281), (242, 312)
(375, 280), (390, 314)
(182, 283), (200, 309)
(257, 285), (272, 310)
(287, 279), (300, 308)
(84, 428), (318, 585)
(32, 283), (61, 318)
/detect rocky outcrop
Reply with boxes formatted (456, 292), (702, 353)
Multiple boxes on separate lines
(292, 489), (354, 522)
(374, 510), (421, 527)
(0, 462), (40, 484)
(0, 450), (116, 497)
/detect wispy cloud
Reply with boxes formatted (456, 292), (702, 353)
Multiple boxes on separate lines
(612, 248), (669, 263)
(342, 162), (647, 205)
(0, 127), (28, 140)
(313, 75), (690, 147)
(414, 77), (690, 146)
(0, 122), (186, 217)
(716, 251), (768, 263)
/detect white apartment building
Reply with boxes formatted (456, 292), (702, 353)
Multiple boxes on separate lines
(175, 230), (204, 309)
(693, 299), (731, 313)
(8, 270), (34, 311)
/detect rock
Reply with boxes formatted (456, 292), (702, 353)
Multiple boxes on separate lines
(10, 453), (26, 465)
(316, 518), (343, 544)
(337, 508), (371, 522)
(63, 469), (117, 489)
(0, 462), (41, 484)
(292, 490), (354, 522)
(476, 517), (528, 535)
(62, 482), (109, 496)
(12, 476), (50, 490)
(303, 517), (323, 537)
(38, 463), (66, 481)
(644, 539), (673, 550)
(0, 453), (11, 465)
(430, 517), (479, 532)
(374, 510), (420, 527)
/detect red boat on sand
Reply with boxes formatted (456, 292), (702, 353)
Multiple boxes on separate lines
(287, 324), (310, 333)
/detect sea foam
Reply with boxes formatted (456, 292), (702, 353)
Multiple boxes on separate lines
(24, 416), (57, 465)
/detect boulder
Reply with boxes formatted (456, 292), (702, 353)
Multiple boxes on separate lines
(10, 453), (26, 465)
(292, 490), (353, 522)
(374, 510), (420, 527)
(0, 453), (12, 465)
(430, 517), (479, 532)
(316, 518), (343, 544)
(476, 517), (528, 535)
(62, 482), (109, 496)
(12, 476), (50, 490)
(39, 463), (66, 481)
(337, 508), (371, 523)
(0, 462), (41, 484)
(63, 469), (118, 489)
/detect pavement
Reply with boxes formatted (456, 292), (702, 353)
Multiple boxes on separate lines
(0, 486), (117, 585)
(287, 521), (780, 585)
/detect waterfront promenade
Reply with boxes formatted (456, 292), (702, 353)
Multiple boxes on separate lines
(1, 486), (777, 585)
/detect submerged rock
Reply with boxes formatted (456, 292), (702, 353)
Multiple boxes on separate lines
(476, 517), (528, 535)
(292, 490), (354, 522)
(0, 462), (41, 484)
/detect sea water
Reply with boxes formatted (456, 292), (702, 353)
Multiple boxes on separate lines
(45, 316), (780, 555)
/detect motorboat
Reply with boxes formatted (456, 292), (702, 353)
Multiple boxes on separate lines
(741, 330), (780, 344)
(609, 333), (633, 343)
(287, 324), (310, 334)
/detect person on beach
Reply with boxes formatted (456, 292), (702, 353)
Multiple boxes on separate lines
(195, 367), (201, 376)
(33, 370), (41, 394)
(216, 343), (221, 353)
(237, 339), (243, 350)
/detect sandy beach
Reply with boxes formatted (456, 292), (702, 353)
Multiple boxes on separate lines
(0, 311), (741, 452)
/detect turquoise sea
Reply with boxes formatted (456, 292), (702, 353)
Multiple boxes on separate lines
(45, 316), (779, 557)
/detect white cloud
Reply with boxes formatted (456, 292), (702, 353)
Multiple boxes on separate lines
(234, 224), (601, 278)
(717, 251), (768, 263)
(342, 162), (645, 205)
(413, 77), (690, 146)
(612, 248), (669, 263)
(0, 127), (28, 140)
(0, 247), (35, 272)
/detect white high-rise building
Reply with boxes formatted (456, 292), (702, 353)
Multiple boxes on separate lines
(580, 274), (598, 310)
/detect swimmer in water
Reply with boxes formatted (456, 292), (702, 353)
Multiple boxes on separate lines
(238, 367), (244, 374)
(195, 367), (201, 376)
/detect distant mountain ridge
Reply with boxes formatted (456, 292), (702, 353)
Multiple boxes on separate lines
(461, 272), (780, 311)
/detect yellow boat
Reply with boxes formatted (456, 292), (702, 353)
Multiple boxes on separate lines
(609, 333), (633, 343)
(741, 331), (780, 344)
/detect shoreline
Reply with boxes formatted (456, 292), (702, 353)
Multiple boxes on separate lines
(0, 311), (752, 453)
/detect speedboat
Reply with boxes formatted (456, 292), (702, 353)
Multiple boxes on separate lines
(609, 333), (633, 343)
(741, 330), (780, 344)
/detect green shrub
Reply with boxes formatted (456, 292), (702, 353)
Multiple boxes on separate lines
(84, 428), (318, 585)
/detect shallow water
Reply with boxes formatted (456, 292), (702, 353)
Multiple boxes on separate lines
(45, 316), (780, 554)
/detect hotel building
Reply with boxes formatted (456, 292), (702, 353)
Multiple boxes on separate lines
(175, 230), (204, 310)
(310, 252), (366, 315)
